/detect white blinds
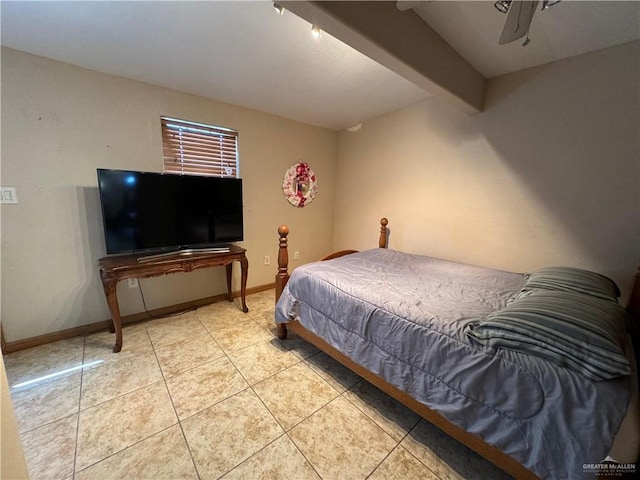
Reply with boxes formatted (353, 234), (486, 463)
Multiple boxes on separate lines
(161, 116), (238, 177)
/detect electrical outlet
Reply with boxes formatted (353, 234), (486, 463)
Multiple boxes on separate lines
(263, 255), (270, 266)
(293, 251), (300, 260)
(127, 278), (139, 289)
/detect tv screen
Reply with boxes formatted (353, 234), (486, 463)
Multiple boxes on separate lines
(97, 169), (243, 255)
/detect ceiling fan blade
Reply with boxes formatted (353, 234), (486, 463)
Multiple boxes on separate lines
(498, 0), (539, 45)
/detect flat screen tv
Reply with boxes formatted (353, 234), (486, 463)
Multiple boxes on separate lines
(97, 169), (243, 256)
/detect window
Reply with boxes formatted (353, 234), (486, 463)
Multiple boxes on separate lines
(161, 116), (239, 177)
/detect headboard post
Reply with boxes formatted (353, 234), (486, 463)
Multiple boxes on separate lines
(379, 217), (389, 248)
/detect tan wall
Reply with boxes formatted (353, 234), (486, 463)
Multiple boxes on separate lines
(1, 48), (337, 342)
(334, 41), (639, 300)
(3, 40), (639, 342)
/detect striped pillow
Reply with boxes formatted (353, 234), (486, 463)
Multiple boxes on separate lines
(465, 290), (631, 381)
(521, 266), (620, 301)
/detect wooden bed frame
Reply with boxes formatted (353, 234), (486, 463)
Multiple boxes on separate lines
(274, 218), (640, 480)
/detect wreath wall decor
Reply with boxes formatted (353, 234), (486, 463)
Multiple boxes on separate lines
(283, 162), (318, 208)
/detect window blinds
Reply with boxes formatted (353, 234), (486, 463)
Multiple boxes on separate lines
(161, 116), (239, 177)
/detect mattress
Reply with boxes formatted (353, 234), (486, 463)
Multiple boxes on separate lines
(275, 249), (633, 480)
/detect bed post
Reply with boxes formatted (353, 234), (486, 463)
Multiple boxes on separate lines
(379, 217), (389, 248)
(275, 225), (290, 340)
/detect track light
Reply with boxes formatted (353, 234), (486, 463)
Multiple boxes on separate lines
(494, 0), (511, 13)
(273, 2), (285, 15)
(311, 24), (322, 38)
(541, 0), (562, 10)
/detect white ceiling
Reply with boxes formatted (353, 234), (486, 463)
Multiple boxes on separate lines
(1, 1), (638, 131)
(413, 0), (640, 78)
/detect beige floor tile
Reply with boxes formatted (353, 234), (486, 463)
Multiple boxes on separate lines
(343, 380), (421, 441)
(253, 362), (340, 431)
(20, 414), (77, 480)
(181, 389), (284, 480)
(83, 323), (153, 368)
(250, 308), (277, 332)
(75, 425), (198, 480)
(221, 434), (320, 480)
(369, 445), (439, 480)
(289, 396), (397, 479)
(279, 332), (321, 360)
(165, 356), (248, 420)
(206, 318), (272, 353)
(80, 352), (163, 409)
(4, 337), (85, 388)
(228, 339), (299, 385)
(305, 352), (361, 393)
(155, 333), (224, 378)
(8, 289), (500, 480)
(401, 420), (513, 480)
(245, 291), (275, 316)
(196, 304), (251, 331)
(229, 289), (272, 311)
(11, 372), (81, 433)
(76, 381), (177, 471)
(230, 296), (251, 313)
(145, 313), (207, 348)
(196, 298), (239, 313)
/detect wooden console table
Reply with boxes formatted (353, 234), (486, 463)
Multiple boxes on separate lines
(99, 245), (248, 352)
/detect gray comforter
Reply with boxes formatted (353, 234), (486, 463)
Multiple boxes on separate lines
(275, 249), (631, 480)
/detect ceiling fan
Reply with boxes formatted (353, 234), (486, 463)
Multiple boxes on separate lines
(495, 0), (561, 46)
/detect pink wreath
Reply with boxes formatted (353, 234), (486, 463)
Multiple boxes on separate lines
(283, 162), (318, 207)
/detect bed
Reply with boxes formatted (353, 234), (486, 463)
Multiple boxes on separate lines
(274, 219), (639, 480)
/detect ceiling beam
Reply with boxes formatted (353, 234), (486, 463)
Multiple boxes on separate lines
(280, 1), (485, 114)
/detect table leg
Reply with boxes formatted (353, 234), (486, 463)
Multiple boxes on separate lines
(225, 263), (233, 302)
(101, 278), (123, 353)
(240, 257), (249, 313)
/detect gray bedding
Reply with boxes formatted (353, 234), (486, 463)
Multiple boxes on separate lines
(275, 249), (631, 480)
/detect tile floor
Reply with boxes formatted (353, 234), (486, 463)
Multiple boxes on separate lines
(5, 289), (512, 480)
